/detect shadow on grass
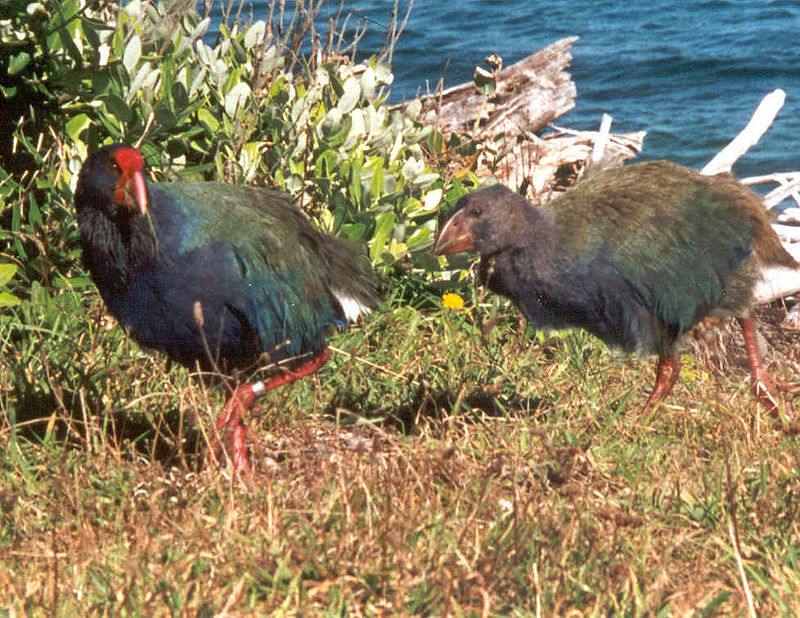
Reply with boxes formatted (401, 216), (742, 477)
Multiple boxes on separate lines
(7, 379), (205, 469)
(323, 374), (555, 435)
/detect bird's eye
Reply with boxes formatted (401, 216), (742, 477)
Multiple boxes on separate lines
(470, 207), (482, 217)
(109, 161), (121, 175)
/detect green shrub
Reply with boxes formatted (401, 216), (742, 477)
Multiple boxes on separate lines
(1, 0), (474, 303)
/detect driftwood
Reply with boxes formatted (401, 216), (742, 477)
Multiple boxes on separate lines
(742, 173), (800, 219)
(400, 37), (644, 202)
(411, 37), (579, 139)
(743, 165), (800, 326)
(486, 126), (645, 203)
(701, 89), (786, 176)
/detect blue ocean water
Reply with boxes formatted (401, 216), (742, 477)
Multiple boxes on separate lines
(217, 1), (800, 177)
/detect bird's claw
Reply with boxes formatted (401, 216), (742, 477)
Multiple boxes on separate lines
(213, 383), (256, 475)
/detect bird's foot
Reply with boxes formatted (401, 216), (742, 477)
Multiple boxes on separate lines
(752, 375), (782, 412)
(210, 348), (332, 474)
(750, 372), (799, 433)
(642, 356), (680, 415)
(214, 383), (257, 475)
(737, 316), (798, 428)
(261, 347), (332, 391)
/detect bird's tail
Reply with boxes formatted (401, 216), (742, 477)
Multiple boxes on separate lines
(320, 234), (382, 323)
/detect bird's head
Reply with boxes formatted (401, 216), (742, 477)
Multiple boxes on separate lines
(76, 143), (148, 216)
(433, 184), (534, 257)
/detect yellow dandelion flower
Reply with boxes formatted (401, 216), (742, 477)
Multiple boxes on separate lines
(442, 292), (464, 309)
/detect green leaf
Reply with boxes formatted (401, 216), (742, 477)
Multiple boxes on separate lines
(473, 66), (496, 96)
(420, 188), (443, 212)
(224, 82), (251, 118)
(82, 17), (102, 50)
(192, 17), (211, 41)
(349, 158), (363, 207)
(341, 223), (366, 242)
(102, 94), (132, 124)
(314, 150), (337, 179)
(368, 158), (384, 202)
(244, 21), (266, 49)
(0, 264), (17, 288)
(11, 201), (25, 260)
(337, 76), (361, 114)
(405, 225), (433, 249)
(8, 51), (31, 76)
(404, 98), (422, 120)
(413, 173), (440, 188)
(0, 292), (20, 308)
(197, 108), (219, 133)
(369, 211), (395, 262)
(29, 194), (42, 226)
(52, 276), (93, 289)
(66, 113), (91, 142)
(428, 131), (444, 155)
(154, 104), (175, 128)
(122, 34), (142, 75)
(57, 22), (82, 63)
(171, 82), (190, 113)
(87, 68), (111, 95)
(321, 114), (352, 148)
(126, 62), (152, 104)
(360, 66), (377, 100)
(343, 109), (366, 149)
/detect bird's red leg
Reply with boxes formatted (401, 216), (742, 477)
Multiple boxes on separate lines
(642, 355), (680, 414)
(214, 347), (332, 473)
(215, 383), (257, 473)
(737, 317), (798, 411)
(260, 347), (332, 392)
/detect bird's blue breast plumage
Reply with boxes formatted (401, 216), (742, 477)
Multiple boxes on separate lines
(111, 183), (346, 371)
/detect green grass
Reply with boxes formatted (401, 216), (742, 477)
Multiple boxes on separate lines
(1, 284), (799, 616)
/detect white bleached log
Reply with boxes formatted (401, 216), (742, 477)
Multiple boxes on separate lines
(782, 303), (800, 330)
(741, 173), (800, 210)
(772, 224), (800, 244)
(777, 208), (800, 224)
(589, 113), (613, 169)
(701, 89), (786, 176)
(405, 37), (580, 139)
(753, 266), (800, 305)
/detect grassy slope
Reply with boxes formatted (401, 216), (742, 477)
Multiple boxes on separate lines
(1, 283), (799, 616)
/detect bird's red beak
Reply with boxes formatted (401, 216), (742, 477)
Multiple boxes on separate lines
(113, 147), (148, 215)
(433, 209), (475, 256)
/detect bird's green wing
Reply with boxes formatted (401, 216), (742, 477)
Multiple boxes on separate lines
(549, 161), (755, 332)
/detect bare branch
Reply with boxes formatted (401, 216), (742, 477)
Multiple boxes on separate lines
(701, 89), (785, 175)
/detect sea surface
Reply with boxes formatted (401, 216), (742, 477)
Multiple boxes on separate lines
(213, 1), (800, 179)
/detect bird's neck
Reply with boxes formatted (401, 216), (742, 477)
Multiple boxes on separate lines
(79, 208), (158, 288)
(501, 204), (559, 260)
(480, 206), (560, 292)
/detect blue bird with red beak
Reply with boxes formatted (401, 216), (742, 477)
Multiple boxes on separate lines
(75, 144), (381, 472)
